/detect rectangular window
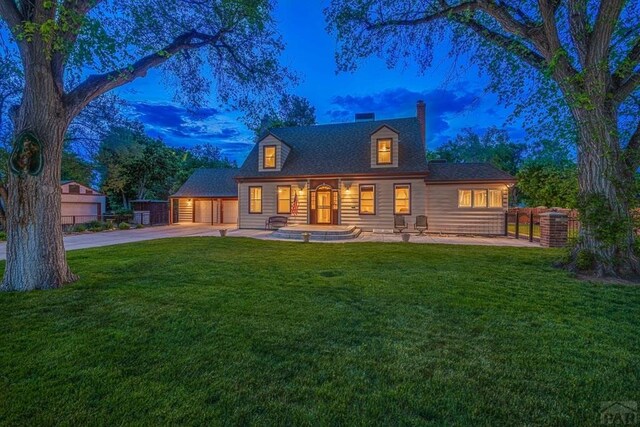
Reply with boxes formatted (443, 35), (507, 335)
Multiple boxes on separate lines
(249, 186), (262, 214)
(277, 186), (291, 214)
(359, 185), (375, 214)
(263, 145), (276, 169)
(458, 190), (472, 208)
(68, 184), (80, 194)
(377, 139), (392, 164)
(394, 184), (411, 215)
(489, 189), (503, 208)
(473, 190), (488, 208)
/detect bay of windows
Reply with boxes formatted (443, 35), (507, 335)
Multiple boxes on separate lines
(458, 189), (504, 208)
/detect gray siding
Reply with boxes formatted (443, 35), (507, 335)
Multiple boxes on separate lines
(426, 183), (508, 234)
(238, 178), (427, 231)
(238, 182), (308, 229)
(339, 178), (426, 230)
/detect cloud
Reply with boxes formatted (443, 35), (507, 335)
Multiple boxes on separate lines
(125, 101), (253, 162)
(325, 87), (522, 149)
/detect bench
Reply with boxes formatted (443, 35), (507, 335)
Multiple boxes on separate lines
(265, 216), (288, 230)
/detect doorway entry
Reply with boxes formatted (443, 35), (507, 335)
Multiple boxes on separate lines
(310, 184), (339, 225)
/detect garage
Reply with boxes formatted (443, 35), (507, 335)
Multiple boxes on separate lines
(60, 181), (106, 225)
(170, 169), (239, 225)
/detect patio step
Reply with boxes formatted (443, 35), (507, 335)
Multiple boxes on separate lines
(272, 225), (362, 241)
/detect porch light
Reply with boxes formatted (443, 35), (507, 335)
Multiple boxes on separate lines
(187, 199), (192, 206)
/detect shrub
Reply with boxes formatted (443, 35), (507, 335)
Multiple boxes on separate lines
(86, 220), (110, 232)
(72, 224), (87, 233)
(0, 231), (6, 241)
(135, 223), (144, 229)
(118, 222), (131, 230)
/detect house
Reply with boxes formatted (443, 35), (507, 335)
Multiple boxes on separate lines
(60, 181), (106, 224)
(171, 101), (516, 234)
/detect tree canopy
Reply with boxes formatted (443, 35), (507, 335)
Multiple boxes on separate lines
(430, 127), (526, 175)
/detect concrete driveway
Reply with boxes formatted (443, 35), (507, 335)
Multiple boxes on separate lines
(0, 224), (231, 260)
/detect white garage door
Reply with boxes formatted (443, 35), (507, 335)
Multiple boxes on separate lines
(222, 200), (238, 224)
(194, 200), (218, 223)
(61, 202), (98, 217)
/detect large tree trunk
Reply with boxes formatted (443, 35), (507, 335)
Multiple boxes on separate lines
(0, 60), (77, 291)
(569, 104), (640, 278)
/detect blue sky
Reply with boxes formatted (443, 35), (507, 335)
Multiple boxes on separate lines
(115, 1), (524, 163)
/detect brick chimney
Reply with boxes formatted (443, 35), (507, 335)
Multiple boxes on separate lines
(416, 100), (426, 148)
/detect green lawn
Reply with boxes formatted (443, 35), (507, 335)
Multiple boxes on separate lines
(1, 238), (638, 425)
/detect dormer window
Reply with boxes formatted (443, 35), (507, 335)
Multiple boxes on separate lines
(263, 145), (276, 169)
(377, 139), (392, 164)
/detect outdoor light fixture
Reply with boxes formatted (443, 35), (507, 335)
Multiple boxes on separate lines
(187, 199), (192, 206)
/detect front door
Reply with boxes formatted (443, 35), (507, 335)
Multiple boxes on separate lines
(316, 190), (332, 224)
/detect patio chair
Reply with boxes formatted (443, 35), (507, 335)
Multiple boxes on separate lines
(394, 215), (407, 233)
(414, 215), (428, 235)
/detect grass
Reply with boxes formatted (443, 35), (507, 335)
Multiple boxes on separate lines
(0, 238), (638, 425)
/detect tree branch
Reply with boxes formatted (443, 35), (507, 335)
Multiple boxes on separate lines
(0, 0), (23, 30)
(624, 117), (640, 170)
(567, 0), (589, 67)
(52, 0), (105, 91)
(588, 0), (625, 65)
(614, 72), (640, 104)
(64, 29), (227, 117)
(461, 18), (547, 72)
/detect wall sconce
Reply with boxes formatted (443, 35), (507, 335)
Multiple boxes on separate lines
(298, 182), (306, 194)
(187, 198), (192, 206)
(343, 182), (352, 193)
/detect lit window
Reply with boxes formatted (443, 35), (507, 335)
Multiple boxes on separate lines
(377, 139), (392, 164)
(263, 146), (276, 169)
(489, 190), (503, 208)
(277, 186), (291, 214)
(394, 184), (411, 214)
(249, 186), (262, 213)
(359, 185), (375, 214)
(458, 190), (472, 208)
(473, 190), (488, 208)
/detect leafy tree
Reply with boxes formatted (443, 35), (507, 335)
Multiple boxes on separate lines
(173, 143), (236, 192)
(327, 0), (640, 277)
(517, 161), (578, 208)
(98, 127), (178, 209)
(0, 0), (292, 291)
(431, 127), (526, 175)
(61, 144), (94, 185)
(252, 94), (316, 137)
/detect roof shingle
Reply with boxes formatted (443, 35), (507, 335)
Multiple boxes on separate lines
(171, 168), (239, 198)
(426, 162), (515, 182)
(238, 117), (428, 178)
